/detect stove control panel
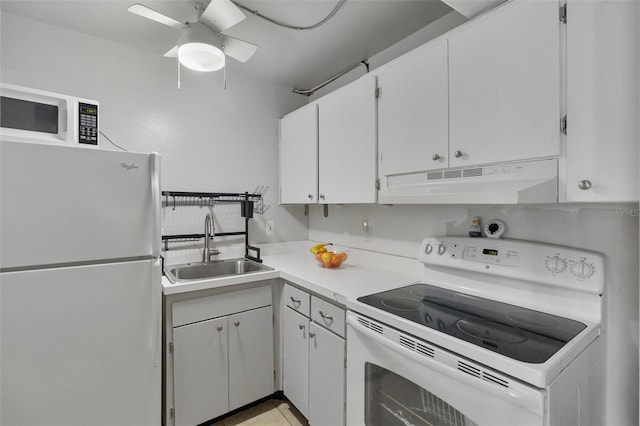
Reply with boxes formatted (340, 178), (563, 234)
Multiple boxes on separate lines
(419, 237), (605, 295)
(461, 245), (520, 267)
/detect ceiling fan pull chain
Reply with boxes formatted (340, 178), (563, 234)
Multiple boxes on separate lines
(223, 64), (227, 90)
(177, 59), (181, 90)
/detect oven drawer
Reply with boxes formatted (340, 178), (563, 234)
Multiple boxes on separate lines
(311, 296), (345, 338)
(284, 283), (310, 316)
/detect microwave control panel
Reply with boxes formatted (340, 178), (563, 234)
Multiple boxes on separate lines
(78, 102), (98, 145)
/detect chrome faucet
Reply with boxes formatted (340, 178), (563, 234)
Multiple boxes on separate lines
(202, 213), (221, 262)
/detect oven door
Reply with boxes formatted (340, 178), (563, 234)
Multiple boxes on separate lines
(347, 312), (547, 426)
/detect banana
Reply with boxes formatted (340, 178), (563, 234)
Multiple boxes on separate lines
(310, 242), (332, 254)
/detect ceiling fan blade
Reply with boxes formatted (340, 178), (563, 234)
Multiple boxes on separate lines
(164, 46), (178, 58)
(220, 35), (257, 63)
(200, 0), (246, 33)
(128, 4), (185, 30)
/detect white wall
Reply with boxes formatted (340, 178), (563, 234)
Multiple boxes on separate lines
(0, 12), (309, 248)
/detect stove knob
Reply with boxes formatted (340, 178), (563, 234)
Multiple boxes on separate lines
(437, 243), (446, 255)
(571, 260), (595, 279)
(545, 255), (567, 274)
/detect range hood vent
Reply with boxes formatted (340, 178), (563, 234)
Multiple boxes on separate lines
(378, 158), (558, 204)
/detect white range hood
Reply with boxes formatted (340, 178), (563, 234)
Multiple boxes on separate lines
(378, 158), (558, 204)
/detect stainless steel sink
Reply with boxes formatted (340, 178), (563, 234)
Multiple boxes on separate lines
(164, 258), (273, 283)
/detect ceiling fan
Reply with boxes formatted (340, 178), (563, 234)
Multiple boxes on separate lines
(128, 0), (257, 72)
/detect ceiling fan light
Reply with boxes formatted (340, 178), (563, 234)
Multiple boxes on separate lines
(179, 42), (225, 72)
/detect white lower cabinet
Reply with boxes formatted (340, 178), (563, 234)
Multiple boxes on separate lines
(283, 307), (310, 417)
(166, 284), (274, 426)
(173, 316), (229, 426)
(282, 284), (346, 426)
(308, 322), (346, 426)
(228, 306), (275, 411)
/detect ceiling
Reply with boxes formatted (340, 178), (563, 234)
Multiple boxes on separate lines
(0, 0), (456, 89)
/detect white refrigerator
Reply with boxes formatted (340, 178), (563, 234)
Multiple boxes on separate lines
(0, 140), (162, 425)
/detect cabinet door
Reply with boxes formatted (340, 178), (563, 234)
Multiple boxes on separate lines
(449, 0), (561, 167)
(308, 323), (346, 426)
(318, 75), (377, 203)
(228, 306), (274, 411)
(283, 307), (310, 417)
(173, 317), (228, 426)
(564, 0), (639, 202)
(280, 103), (318, 204)
(377, 38), (449, 176)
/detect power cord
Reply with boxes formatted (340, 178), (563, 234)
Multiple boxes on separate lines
(99, 130), (128, 152)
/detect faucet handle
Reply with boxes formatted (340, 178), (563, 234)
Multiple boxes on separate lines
(207, 249), (221, 261)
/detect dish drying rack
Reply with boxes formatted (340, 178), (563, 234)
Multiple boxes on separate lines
(161, 187), (270, 263)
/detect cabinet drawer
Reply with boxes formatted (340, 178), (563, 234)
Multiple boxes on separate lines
(284, 284), (310, 317)
(311, 297), (345, 338)
(173, 285), (271, 327)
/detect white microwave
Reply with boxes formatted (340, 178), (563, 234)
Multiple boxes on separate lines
(0, 83), (99, 147)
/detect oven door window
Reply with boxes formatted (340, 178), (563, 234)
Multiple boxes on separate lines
(365, 363), (478, 426)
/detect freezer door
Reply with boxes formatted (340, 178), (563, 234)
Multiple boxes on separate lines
(0, 140), (160, 269)
(0, 259), (161, 426)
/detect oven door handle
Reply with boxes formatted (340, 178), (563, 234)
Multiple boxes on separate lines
(347, 315), (544, 415)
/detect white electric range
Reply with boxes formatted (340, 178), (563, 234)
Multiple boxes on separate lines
(346, 236), (604, 426)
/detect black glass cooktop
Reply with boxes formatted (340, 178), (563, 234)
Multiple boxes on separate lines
(357, 283), (587, 363)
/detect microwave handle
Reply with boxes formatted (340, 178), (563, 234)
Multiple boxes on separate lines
(347, 315), (544, 415)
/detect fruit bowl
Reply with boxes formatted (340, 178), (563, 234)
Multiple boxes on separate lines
(310, 243), (347, 268)
(315, 250), (348, 268)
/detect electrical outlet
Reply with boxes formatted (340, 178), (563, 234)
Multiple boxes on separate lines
(265, 220), (274, 236)
(363, 219), (372, 241)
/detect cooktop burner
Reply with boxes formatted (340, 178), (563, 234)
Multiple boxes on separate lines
(357, 283), (587, 363)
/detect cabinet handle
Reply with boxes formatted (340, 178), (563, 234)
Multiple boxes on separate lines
(234, 321), (240, 327)
(309, 332), (316, 339)
(432, 153), (440, 161)
(454, 150), (464, 158)
(290, 296), (301, 307)
(298, 324), (305, 331)
(308, 194), (313, 200)
(217, 325), (223, 331)
(578, 180), (592, 190)
(319, 194), (325, 200)
(319, 310), (333, 321)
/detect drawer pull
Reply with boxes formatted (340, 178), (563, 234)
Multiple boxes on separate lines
(217, 325), (223, 331)
(299, 324), (305, 331)
(234, 321), (240, 327)
(290, 296), (302, 307)
(319, 310), (334, 321)
(309, 332), (316, 339)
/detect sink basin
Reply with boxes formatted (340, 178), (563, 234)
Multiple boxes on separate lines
(165, 258), (273, 283)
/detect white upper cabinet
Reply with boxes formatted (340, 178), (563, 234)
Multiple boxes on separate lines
(279, 74), (376, 204)
(376, 38), (449, 176)
(279, 103), (318, 204)
(448, 0), (561, 168)
(563, 0), (639, 202)
(317, 74), (377, 204)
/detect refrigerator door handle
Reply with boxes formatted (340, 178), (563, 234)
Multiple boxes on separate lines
(150, 153), (161, 258)
(150, 258), (162, 368)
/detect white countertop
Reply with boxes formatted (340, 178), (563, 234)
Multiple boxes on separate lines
(162, 241), (424, 305)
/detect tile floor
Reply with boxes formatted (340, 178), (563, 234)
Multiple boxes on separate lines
(211, 399), (309, 426)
